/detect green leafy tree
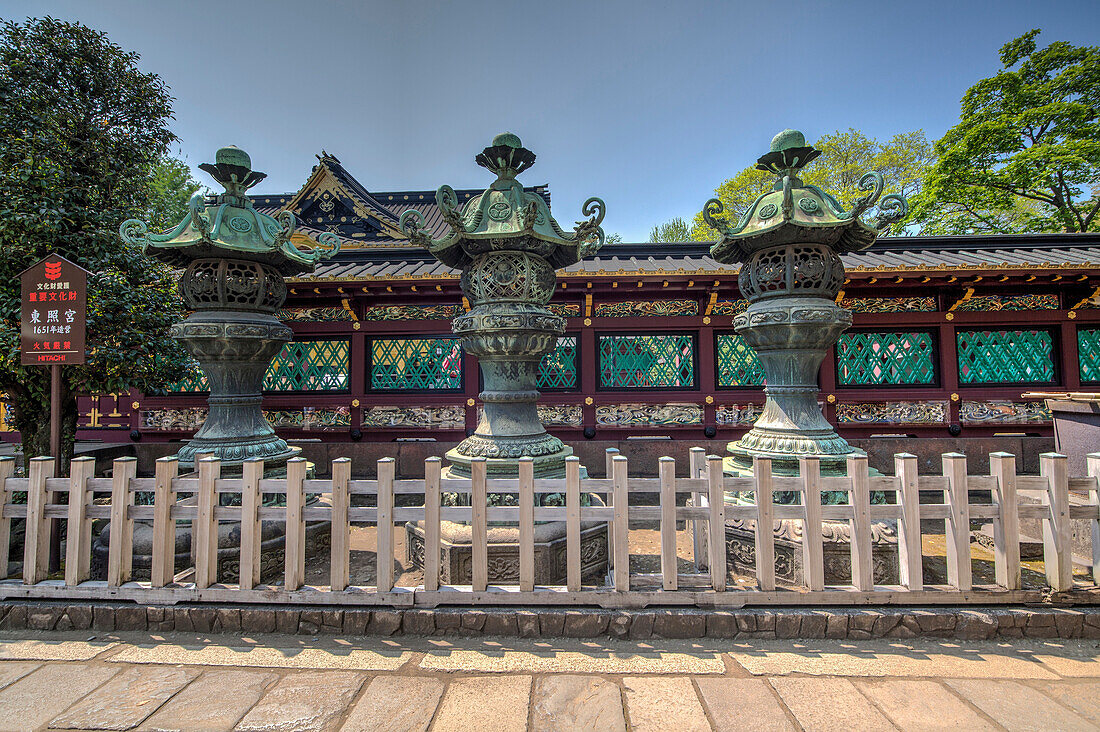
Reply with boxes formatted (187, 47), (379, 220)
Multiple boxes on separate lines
(146, 153), (202, 232)
(649, 217), (691, 242)
(604, 232), (624, 245)
(0, 17), (190, 463)
(690, 129), (933, 239)
(910, 30), (1100, 234)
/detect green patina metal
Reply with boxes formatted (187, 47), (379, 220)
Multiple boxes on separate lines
(957, 329), (1055, 384)
(836, 331), (936, 386)
(537, 336), (578, 390)
(370, 338), (463, 391)
(1080, 329), (1100, 383)
(400, 133), (605, 478)
(704, 129), (908, 480)
(598, 334), (695, 389)
(716, 333), (766, 387)
(121, 147), (339, 469)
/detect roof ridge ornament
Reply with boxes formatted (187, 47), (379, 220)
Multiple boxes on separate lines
(398, 133), (605, 269)
(121, 146), (340, 275)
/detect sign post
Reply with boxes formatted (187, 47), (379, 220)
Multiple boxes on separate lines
(20, 254), (88, 571)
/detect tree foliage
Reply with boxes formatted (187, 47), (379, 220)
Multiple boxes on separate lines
(146, 153), (202, 233)
(649, 217), (691, 242)
(910, 30), (1100, 234)
(688, 129), (933, 240)
(0, 16), (191, 462)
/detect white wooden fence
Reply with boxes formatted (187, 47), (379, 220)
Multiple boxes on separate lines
(0, 448), (1098, 608)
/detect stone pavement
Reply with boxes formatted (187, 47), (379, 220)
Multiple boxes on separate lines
(1, 629), (1099, 731)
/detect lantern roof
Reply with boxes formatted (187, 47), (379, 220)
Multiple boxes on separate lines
(120, 146), (340, 275)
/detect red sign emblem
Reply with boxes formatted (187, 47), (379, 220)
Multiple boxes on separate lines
(44, 261), (62, 280)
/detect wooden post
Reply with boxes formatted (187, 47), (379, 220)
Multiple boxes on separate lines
(689, 446), (707, 572)
(566, 456), (582, 592)
(989, 452), (1020, 590)
(754, 456), (775, 592)
(48, 364), (61, 572)
(1088, 453), (1100, 586)
(376, 457), (395, 593)
(847, 454), (873, 591)
(605, 448), (619, 568)
(942, 452), (972, 591)
(107, 457), (137, 587)
(0, 457), (13, 580)
(65, 456), (96, 586)
(284, 457), (307, 591)
(612, 454), (630, 591)
(659, 456), (677, 590)
(239, 459), (264, 590)
(330, 458), (351, 591)
(518, 457), (535, 592)
(1040, 452), (1072, 591)
(23, 456), (54, 584)
(800, 456), (824, 591)
(707, 454), (727, 591)
(149, 456), (178, 588)
(471, 458), (488, 592)
(195, 456), (220, 589)
(895, 453), (923, 591)
(424, 457), (442, 591)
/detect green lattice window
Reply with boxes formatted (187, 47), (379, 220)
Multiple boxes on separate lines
(371, 338), (463, 391)
(264, 340), (349, 391)
(538, 336), (578, 390)
(1079, 329), (1100, 383)
(716, 333), (764, 387)
(837, 331), (936, 386)
(166, 360), (208, 392)
(598, 334), (695, 389)
(957, 330), (1055, 384)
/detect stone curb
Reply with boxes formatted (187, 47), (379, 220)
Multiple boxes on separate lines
(2, 601), (1100, 640)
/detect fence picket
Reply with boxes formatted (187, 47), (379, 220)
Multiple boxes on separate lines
(1088, 453), (1100, 586)
(519, 457), (535, 592)
(895, 453), (923, 591)
(150, 457), (178, 588)
(195, 457), (220, 589)
(612, 454), (630, 591)
(424, 457), (442, 592)
(659, 456), (677, 590)
(24, 456), (54, 584)
(239, 459), (263, 590)
(330, 458), (351, 591)
(707, 454), (727, 591)
(284, 457), (307, 591)
(65, 456), (96, 586)
(800, 456), (824, 591)
(377, 457), (395, 593)
(848, 454), (874, 591)
(605, 448), (619, 570)
(107, 457), (137, 587)
(754, 456), (776, 592)
(0, 457), (13, 580)
(1040, 452), (1072, 591)
(689, 446), (707, 572)
(942, 453), (972, 591)
(471, 458), (488, 592)
(566, 456), (582, 591)
(989, 452), (1020, 590)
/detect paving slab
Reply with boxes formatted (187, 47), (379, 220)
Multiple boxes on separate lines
(853, 679), (997, 731)
(430, 675), (532, 732)
(769, 677), (896, 732)
(945, 679), (1095, 732)
(531, 675), (626, 732)
(1028, 681), (1100, 724)
(0, 664), (118, 732)
(621, 677), (710, 732)
(109, 643), (410, 670)
(1033, 652), (1100, 677)
(137, 669), (278, 732)
(339, 675), (444, 732)
(695, 677), (795, 732)
(418, 649), (724, 674)
(235, 670), (366, 732)
(0, 661), (40, 690)
(49, 665), (198, 730)
(728, 642), (1058, 679)
(0, 638), (116, 661)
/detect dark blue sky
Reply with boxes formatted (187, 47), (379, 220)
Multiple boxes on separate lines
(4, 0), (1099, 241)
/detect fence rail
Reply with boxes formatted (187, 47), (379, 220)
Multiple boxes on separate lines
(0, 449), (1098, 609)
